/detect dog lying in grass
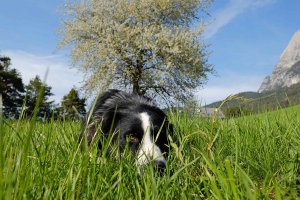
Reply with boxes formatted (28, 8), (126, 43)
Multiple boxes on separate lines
(80, 89), (173, 173)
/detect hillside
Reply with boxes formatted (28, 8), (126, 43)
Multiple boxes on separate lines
(256, 103), (300, 119)
(206, 82), (300, 114)
(206, 91), (264, 108)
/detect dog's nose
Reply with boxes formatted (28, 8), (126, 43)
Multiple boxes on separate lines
(154, 160), (166, 174)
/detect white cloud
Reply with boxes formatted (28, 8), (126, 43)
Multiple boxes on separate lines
(205, 0), (275, 38)
(1, 50), (83, 103)
(195, 73), (264, 105)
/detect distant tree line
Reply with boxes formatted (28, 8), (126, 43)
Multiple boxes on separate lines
(222, 106), (251, 118)
(0, 55), (86, 120)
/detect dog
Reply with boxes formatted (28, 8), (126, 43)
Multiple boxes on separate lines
(80, 89), (173, 172)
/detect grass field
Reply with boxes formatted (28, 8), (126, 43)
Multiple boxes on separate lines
(0, 104), (300, 199)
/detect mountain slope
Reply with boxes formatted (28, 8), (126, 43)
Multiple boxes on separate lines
(206, 82), (300, 114)
(259, 30), (300, 92)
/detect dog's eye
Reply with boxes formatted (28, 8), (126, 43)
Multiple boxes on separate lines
(127, 134), (138, 143)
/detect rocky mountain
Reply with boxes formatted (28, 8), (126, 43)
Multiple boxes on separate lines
(258, 30), (300, 93)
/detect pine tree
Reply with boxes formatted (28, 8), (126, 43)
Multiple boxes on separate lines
(25, 75), (54, 119)
(0, 56), (25, 118)
(60, 88), (86, 120)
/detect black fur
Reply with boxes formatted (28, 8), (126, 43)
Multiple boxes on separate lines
(80, 90), (173, 170)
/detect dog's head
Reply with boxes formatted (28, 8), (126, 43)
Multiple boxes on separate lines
(116, 107), (172, 172)
(83, 90), (173, 173)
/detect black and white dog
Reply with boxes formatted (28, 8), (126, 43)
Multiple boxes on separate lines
(80, 89), (173, 172)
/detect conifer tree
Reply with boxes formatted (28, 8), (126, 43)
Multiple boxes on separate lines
(60, 88), (86, 120)
(25, 75), (54, 119)
(0, 56), (25, 118)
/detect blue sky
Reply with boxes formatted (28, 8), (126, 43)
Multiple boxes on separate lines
(1, 0), (300, 104)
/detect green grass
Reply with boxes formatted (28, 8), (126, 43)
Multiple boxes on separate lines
(1, 105), (300, 199)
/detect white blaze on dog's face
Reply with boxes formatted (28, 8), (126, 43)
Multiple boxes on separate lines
(137, 112), (166, 167)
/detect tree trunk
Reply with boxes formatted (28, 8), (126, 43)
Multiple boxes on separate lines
(132, 50), (144, 95)
(0, 93), (3, 121)
(132, 66), (142, 95)
(132, 80), (140, 94)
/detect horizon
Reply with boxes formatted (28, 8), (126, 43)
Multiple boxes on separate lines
(1, 0), (300, 104)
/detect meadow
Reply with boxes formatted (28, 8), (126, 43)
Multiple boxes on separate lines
(0, 105), (299, 199)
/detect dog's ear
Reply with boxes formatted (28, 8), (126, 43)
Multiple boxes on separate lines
(78, 118), (101, 153)
(167, 123), (179, 146)
(101, 110), (122, 135)
(168, 123), (174, 137)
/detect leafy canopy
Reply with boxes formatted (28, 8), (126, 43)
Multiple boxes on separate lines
(61, 0), (213, 104)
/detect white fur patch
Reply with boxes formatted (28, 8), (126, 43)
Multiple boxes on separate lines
(137, 112), (166, 166)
